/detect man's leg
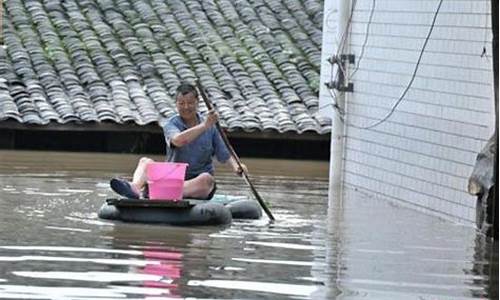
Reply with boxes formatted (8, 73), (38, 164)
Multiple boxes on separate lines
(131, 157), (154, 192)
(183, 172), (215, 199)
(110, 157), (153, 198)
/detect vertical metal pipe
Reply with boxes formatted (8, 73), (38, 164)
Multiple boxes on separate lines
(328, 0), (350, 205)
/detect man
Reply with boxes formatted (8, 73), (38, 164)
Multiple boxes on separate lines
(110, 82), (246, 199)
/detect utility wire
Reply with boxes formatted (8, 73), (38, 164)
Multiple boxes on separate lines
(326, 0), (359, 88)
(319, 57), (345, 113)
(326, 87), (345, 122)
(335, 0), (359, 58)
(320, 0), (359, 113)
(349, 0), (376, 79)
(341, 0), (444, 130)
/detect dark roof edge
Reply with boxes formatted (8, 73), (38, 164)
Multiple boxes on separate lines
(0, 120), (330, 141)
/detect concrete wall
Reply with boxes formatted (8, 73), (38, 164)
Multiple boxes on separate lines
(320, 0), (495, 223)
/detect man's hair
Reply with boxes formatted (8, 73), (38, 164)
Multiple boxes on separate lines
(176, 82), (198, 100)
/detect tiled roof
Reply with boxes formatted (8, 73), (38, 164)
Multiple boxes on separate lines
(0, 0), (330, 134)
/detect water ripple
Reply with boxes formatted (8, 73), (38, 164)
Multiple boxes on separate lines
(188, 280), (319, 296)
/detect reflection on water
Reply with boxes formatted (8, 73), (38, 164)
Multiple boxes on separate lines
(0, 150), (497, 299)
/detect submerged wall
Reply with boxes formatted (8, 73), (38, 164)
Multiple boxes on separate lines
(0, 122), (330, 160)
(320, 0), (495, 223)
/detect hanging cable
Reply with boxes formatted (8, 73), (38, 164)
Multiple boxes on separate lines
(325, 0), (358, 90)
(349, 0), (376, 79)
(326, 86), (345, 121)
(319, 59), (345, 114)
(343, 0), (444, 130)
(335, 0), (359, 58)
(332, 0), (358, 84)
(320, 0), (359, 116)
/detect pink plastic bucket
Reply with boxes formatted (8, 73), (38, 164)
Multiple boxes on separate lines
(146, 162), (188, 200)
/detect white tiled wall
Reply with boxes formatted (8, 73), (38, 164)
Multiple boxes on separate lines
(319, 0), (495, 224)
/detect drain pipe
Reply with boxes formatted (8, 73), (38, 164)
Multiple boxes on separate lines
(328, 0), (350, 205)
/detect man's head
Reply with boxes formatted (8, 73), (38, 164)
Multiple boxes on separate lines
(175, 82), (199, 120)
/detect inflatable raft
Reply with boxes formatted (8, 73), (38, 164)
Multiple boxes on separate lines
(98, 194), (262, 226)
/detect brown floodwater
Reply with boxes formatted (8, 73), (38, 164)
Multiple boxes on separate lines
(0, 150), (496, 299)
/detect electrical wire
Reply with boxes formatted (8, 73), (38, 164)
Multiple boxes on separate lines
(319, 60), (345, 113)
(320, 0), (359, 114)
(333, 0), (358, 85)
(326, 87), (345, 118)
(342, 0), (444, 130)
(349, 0), (376, 79)
(325, 0), (359, 92)
(335, 0), (359, 58)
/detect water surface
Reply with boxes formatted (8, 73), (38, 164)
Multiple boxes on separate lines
(0, 150), (496, 299)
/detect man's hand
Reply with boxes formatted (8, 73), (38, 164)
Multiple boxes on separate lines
(234, 163), (248, 176)
(171, 109), (219, 147)
(203, 109), (218, 129)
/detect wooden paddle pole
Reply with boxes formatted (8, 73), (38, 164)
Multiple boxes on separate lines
(196, 80), (276, 221)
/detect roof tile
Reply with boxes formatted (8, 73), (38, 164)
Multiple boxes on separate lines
(0, 0), (329, 133)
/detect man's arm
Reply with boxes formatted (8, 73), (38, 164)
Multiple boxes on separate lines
(227, 156), (248, 176)
(171, 110), (218, 147)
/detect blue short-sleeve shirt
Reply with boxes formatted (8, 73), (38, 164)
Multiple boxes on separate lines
(163, 113), (230, 179)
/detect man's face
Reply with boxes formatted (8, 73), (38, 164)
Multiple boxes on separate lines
(176, 92), (198, 120)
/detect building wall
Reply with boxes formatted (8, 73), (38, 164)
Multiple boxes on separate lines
(319, 0), (495, 223)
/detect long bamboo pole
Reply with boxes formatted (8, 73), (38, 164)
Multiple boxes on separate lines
(196, 80), (275, 221)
